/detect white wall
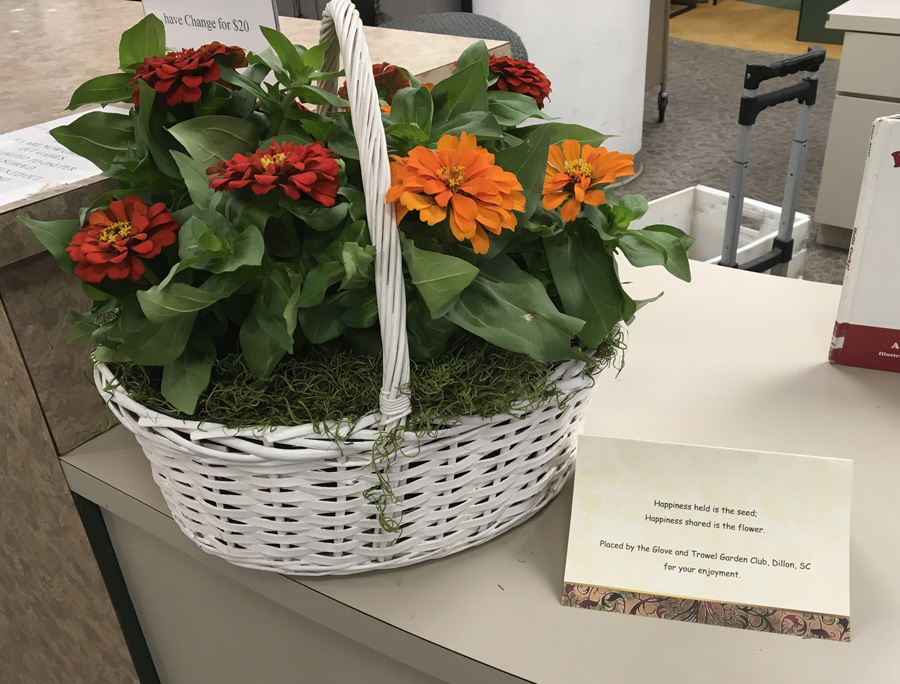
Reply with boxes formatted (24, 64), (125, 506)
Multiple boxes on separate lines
(473, 0), (650, 156)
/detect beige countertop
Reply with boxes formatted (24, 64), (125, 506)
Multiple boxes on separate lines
(827, 0), (900, 34)
(62, 260), (900, 683)
(1, 0), (507, 134)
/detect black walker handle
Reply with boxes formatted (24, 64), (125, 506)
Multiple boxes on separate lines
(739, 47), (826, 126)
(744, 47), (827, 89)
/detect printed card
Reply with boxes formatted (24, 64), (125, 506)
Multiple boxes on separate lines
(562, 436), (852, 641)
(142, 0), (279, 53)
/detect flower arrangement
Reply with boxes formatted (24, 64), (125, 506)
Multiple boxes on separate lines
(23, 14), (693, 422)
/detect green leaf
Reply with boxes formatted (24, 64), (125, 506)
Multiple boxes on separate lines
(618, 228), (693, 282)
(297, 261), (344, 308)
(67, 321), (96, 345)
(219, 65), (277, 109)
(308, 69), (344, 82)
(432, 111), (503, 141)
(168, 116), (259, 167)
(67, 73), (132, 109)
(175, 214), (265, 276)
(545, 227), (624, 347)
(386, 123), (430, 145)
(327, 114), (360, 160)
(618, 233), (666, 270)
(50, 112), (133, 170)
(338, 186), (367, 221)
(259, 134), (313, 149)
(401, 236), (479, 318)
(340, 219), (369, 246)
(340, 289), (378, 328)
(199, 234), (221, 258)
(289, 85), (348, 108)
(199, 82), (232, 116)
(487, 91), (549, 127)
(137, 283), (228, 324)
(301, 41), (328, 73)
(625, 291), (664, 324)
(119, 13), (165, 68)
(611, 204), (634, 230)
(160, 338), (216, 414)
(222, 193), (281, 232)
(515, 122), (613, 148)
(619, 195), (649, 221)
(391, 86), (433, 136)
(155, 257), (208, 291)
(430, 63), (488, 124)
(341, 242), (376, 289)
(496, 123), (611, 223)
(584, 205), (620, 241)
(103, 304), (196, 366)
(178, 214), (226, 261)
(297, 293), (347, 344)
(222, 228), (266, 272)
(642, 223), (696, 253)
(626, 229), (693, 282)
(282, 199), (349, 231)
(239, 266), (303, 377)
(92, 345), (130, 363)
(446, 255), (583, 361)
(134, 81), (155, 156)
(298, 117), (331, 140)
(260, 26), (306, 77)
(19, 218), (80, 274)
(82, 282), (113, 301)
(406, 297), (458, 359)
(455, 40), (490, 82)
(171, 151), (215, 210)
(200, 268), (259, 296)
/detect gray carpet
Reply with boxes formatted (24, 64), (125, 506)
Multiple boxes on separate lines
(627, 38), (847, 284)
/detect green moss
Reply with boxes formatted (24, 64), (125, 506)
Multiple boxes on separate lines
(110, 330), (624, 431)
(108, 329), (625, 531)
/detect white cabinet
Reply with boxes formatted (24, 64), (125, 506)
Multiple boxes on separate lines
(814, 1), (900, 248)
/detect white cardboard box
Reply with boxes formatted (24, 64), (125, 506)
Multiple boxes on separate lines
(830, 114), (900, 373)
(634, 185), (809, 279)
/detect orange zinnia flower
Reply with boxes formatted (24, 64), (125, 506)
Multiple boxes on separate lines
(385, 132), (525, 254)
(542, 141), (634, 222)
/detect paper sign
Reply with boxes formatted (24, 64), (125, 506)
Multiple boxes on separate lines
(562, 436), (852, 641)
(0, 112), (102, 209)
(142, 0), (280, 53)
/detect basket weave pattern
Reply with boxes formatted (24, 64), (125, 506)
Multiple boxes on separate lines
(97, 362), (592, 574)
(94, 0), (595, 575)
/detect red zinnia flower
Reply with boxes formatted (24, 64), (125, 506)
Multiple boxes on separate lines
(338, 62), (411, 104)
(488, 55), (552, 109)
(66, 196), (178, 283)
(207, 141), (341, 205)
(128, 42), (248, 107)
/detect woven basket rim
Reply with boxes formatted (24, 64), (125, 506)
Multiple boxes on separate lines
(95, 357), (589, 447)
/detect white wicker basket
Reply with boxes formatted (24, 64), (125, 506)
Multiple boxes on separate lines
(94, 0), (595, 576)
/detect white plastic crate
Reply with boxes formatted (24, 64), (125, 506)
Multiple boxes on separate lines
(632, 185), (810, 278)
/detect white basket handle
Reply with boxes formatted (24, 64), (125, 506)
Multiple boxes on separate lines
(318, 0), (411, 429)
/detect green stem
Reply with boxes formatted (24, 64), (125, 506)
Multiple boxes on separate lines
(268, 93), (295, 138)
